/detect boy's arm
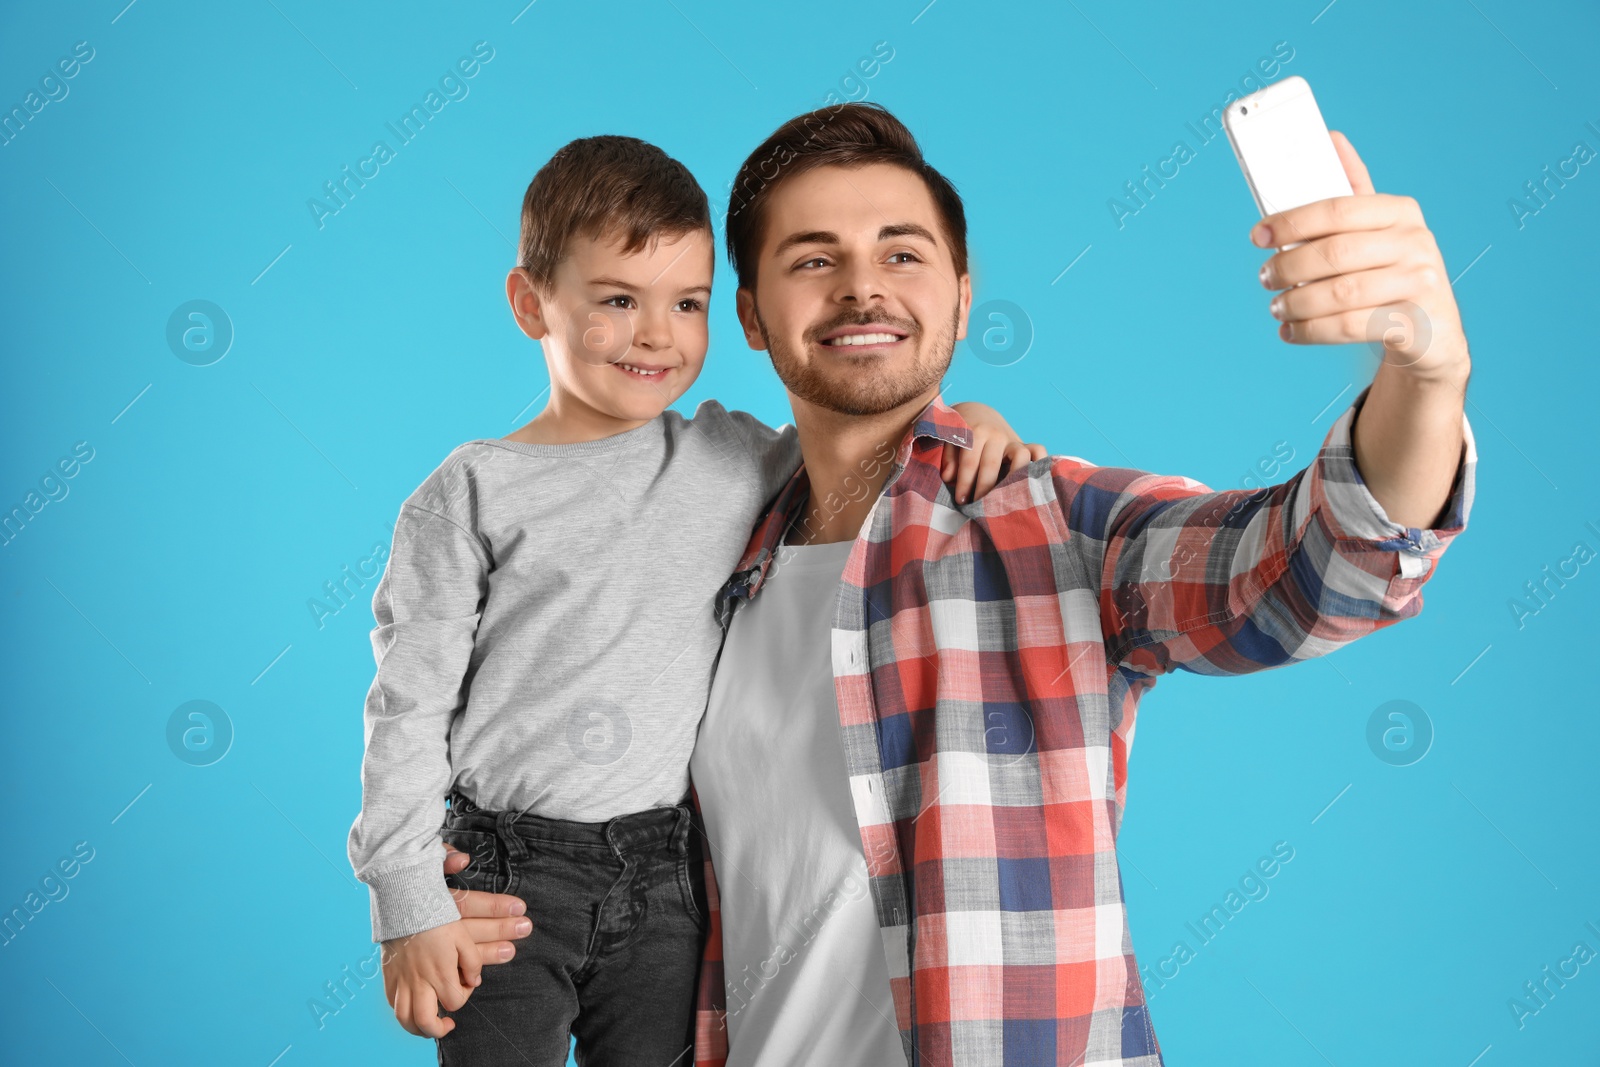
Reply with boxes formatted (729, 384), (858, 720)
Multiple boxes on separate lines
(947, 401), (1047, 503)
(709, 399), (1042, 509)
(347, 488), (490, 945)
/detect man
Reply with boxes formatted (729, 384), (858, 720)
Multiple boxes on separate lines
(441, 102), (1476, 1066)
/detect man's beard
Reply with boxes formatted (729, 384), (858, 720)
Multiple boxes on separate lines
(754, 302), (959, 417)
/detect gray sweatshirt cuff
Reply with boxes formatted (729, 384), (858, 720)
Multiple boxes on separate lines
(365, 860), (463, 943)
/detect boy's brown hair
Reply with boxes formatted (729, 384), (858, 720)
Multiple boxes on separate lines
(723, 102), (968, 291)
(518, 135), (711, 290)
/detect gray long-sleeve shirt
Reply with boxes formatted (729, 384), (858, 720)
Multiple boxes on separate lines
(347, 401), (800, 942)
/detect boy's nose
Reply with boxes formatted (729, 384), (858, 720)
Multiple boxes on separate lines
(631, 311), (671, 350)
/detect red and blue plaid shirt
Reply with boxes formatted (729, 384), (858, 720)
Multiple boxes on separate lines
(692, 388), (1475, 1066)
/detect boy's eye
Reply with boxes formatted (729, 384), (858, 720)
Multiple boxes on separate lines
(676, 298), (705, 312)
(601, 295), (635, 309)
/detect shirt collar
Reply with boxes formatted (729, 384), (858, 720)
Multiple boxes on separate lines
(713, 395), (971, 627)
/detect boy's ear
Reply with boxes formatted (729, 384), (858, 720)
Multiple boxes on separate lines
(734, 287), (767, 352)
(506, 268), (549, 341)
(952, 272), (973, 344)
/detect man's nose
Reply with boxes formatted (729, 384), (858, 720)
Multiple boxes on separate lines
(832, 257), (888, 305)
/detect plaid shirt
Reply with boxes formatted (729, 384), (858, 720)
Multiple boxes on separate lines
(691, 387), (1475, 1066)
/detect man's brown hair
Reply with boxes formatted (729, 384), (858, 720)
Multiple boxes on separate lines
(724, 102), (968, 291)
(517, 135), (711, 290)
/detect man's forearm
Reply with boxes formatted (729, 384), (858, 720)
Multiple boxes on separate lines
(1351, 352), (1470, 530)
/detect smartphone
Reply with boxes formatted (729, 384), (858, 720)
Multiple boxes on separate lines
(1222, 75), (1352, 251)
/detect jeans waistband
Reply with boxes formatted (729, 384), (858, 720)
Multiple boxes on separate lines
(446, 789), (694, 855)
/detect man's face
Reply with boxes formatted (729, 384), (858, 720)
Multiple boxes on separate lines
(735, 162), (971, 417)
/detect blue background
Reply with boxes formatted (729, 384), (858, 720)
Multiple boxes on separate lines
(2, 1), (1596, 1064)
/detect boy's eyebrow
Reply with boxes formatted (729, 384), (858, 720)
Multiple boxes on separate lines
(772, 223), (939, 257)
(586, 276), (712, 295)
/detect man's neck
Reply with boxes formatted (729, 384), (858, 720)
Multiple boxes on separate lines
(785, 387), (939, 546)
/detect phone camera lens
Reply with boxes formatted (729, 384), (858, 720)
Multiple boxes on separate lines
(1240, 106), (1248, 115)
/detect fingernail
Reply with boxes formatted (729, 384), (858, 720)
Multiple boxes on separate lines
(1269, 295), (1285, 320)
(498, 945), (513, 959)
(514, 919), (531, 934)
(1252, 223), (1272, 247)
(1259, 263), (1272, 288)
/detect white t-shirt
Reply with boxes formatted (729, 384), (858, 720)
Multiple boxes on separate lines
(690, 538), (907, 1067)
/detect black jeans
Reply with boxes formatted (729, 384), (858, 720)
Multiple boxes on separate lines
(435, 789), (709, 1067)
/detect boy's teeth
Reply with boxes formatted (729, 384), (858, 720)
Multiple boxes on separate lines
(826, 332), (900, 346)
(619, 363), (664, 376)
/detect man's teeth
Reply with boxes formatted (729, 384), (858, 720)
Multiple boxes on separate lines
(825, 332), (901, 347)
(618, 363), (665, 376)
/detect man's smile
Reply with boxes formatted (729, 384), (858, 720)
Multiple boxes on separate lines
(815, 323), (911, 352)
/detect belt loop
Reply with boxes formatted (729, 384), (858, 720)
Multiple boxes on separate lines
(495, 809), (529, 865)
(674, 803), (692, 855)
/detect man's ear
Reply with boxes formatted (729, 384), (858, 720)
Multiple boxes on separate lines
(506, 268), (549, 341)
(734, 287), (768, 351)
(953, 272), (973, 343)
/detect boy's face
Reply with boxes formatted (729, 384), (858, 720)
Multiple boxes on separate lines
(734, 162), (971, 418)
(508, 227), (713, 431)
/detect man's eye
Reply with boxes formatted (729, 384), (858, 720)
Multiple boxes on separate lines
(888, 251), (920, 264)
(796, 256), (830, 270)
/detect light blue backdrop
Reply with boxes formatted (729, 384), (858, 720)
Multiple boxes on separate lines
(2, 1), (1595, 1064)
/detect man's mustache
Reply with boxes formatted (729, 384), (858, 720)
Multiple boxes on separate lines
(806, 311), (919, 343)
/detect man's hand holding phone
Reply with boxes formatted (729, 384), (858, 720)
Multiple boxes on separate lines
(1252, 130), (1470, 386)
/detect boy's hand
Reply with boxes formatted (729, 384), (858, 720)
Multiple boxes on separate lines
(443, 843), (533, 966)
(381, 920), (483, 1038)
(946, 402), (1048, 504)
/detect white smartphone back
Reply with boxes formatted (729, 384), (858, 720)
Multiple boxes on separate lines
(1222, 75), (1352, 250)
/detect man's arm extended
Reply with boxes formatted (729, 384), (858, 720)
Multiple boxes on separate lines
(1052, 132), (1478, 678)
(1255, 129), (1470, 530)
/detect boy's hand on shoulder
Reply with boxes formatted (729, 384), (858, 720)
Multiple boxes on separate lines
(381, 920), (483, 1038)
(946, 402), (1048, 504)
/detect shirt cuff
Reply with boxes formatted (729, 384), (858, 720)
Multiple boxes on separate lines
(1315, 382), (1477, 579)
(364, 859), (462, 943)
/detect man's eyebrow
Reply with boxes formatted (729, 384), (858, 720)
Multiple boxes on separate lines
(771, 230), (839, 257)
(877, 222), (939, 245)
(771, 223), (940, 258)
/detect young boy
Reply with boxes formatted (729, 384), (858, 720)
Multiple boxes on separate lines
(346, 135), (1039, 1065)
